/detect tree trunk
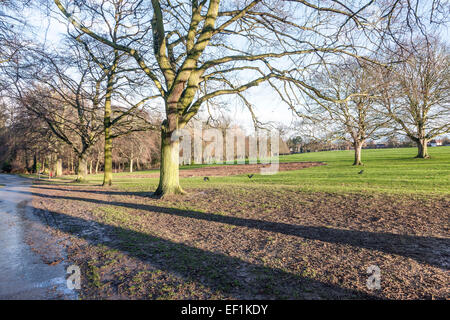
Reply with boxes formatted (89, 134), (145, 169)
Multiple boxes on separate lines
(136, 159), (141, 171)
(103, 129), (112, 186)
(102, 54), (117, 186)
(25, 152), (31, 173)
(95, 157), (100, 174)
(48, 155), (53, 177)
(32, 153), (37, 173)
(416, 139), (429, 158)
(154, 129), (184, 197)
(89, 159), (93, 175)
(76, 154), (88, 182)
(129, 158), (133, 173)
(55, 157), (63, 177)
(353, 141), (363, 166)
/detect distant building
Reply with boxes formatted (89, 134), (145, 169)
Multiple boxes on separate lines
(429, 139), (443, 147)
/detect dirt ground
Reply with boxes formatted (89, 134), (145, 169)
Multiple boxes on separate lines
(121, 161), (325, 178)
(29, 173), (449, 300)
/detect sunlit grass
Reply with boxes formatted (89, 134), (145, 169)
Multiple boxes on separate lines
(35, 146), (450, 196)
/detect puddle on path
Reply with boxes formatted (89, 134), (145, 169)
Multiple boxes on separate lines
(0, 174), (77, 299)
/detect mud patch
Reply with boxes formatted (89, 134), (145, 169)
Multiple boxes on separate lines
(17, 199), (29, 209)
(30, 182), (450, 300)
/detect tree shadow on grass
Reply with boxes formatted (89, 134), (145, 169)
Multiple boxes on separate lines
(29, 205), (377, 299)
(27, 189), (450, 270)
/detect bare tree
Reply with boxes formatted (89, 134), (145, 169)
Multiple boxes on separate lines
(66, 31), (157, 186)
(301, 62), (389, 165)
(378, 39), (449, 158)
(115, 130), (160, 173)
(0, 0), (29, 66)
(0, 98), (56, 173)
(16, 47), (105, 181)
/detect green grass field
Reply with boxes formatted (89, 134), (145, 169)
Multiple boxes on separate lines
(46, 146), (450, 196)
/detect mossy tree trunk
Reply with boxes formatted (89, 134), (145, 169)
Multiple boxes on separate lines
(154, 124), (184, 197)
(102, 75), (114, 186)
(103, 131), (113, 185)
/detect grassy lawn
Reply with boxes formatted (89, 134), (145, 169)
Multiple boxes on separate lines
(49, 146), (450, 196)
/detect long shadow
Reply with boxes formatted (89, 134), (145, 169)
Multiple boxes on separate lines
(27, 190), (450, 270)
(30, 185), (153, 197)
(28, 205), (376, 299)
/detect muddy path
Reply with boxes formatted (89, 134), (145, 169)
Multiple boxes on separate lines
(0, 174), (77, 299)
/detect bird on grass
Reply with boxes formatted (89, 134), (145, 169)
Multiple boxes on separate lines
(358, 170), (364, 174)
(203, 177), (210, 182)
(248, 174), (254, 179)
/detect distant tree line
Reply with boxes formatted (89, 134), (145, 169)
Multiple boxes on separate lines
(287, 135), (450, 155)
